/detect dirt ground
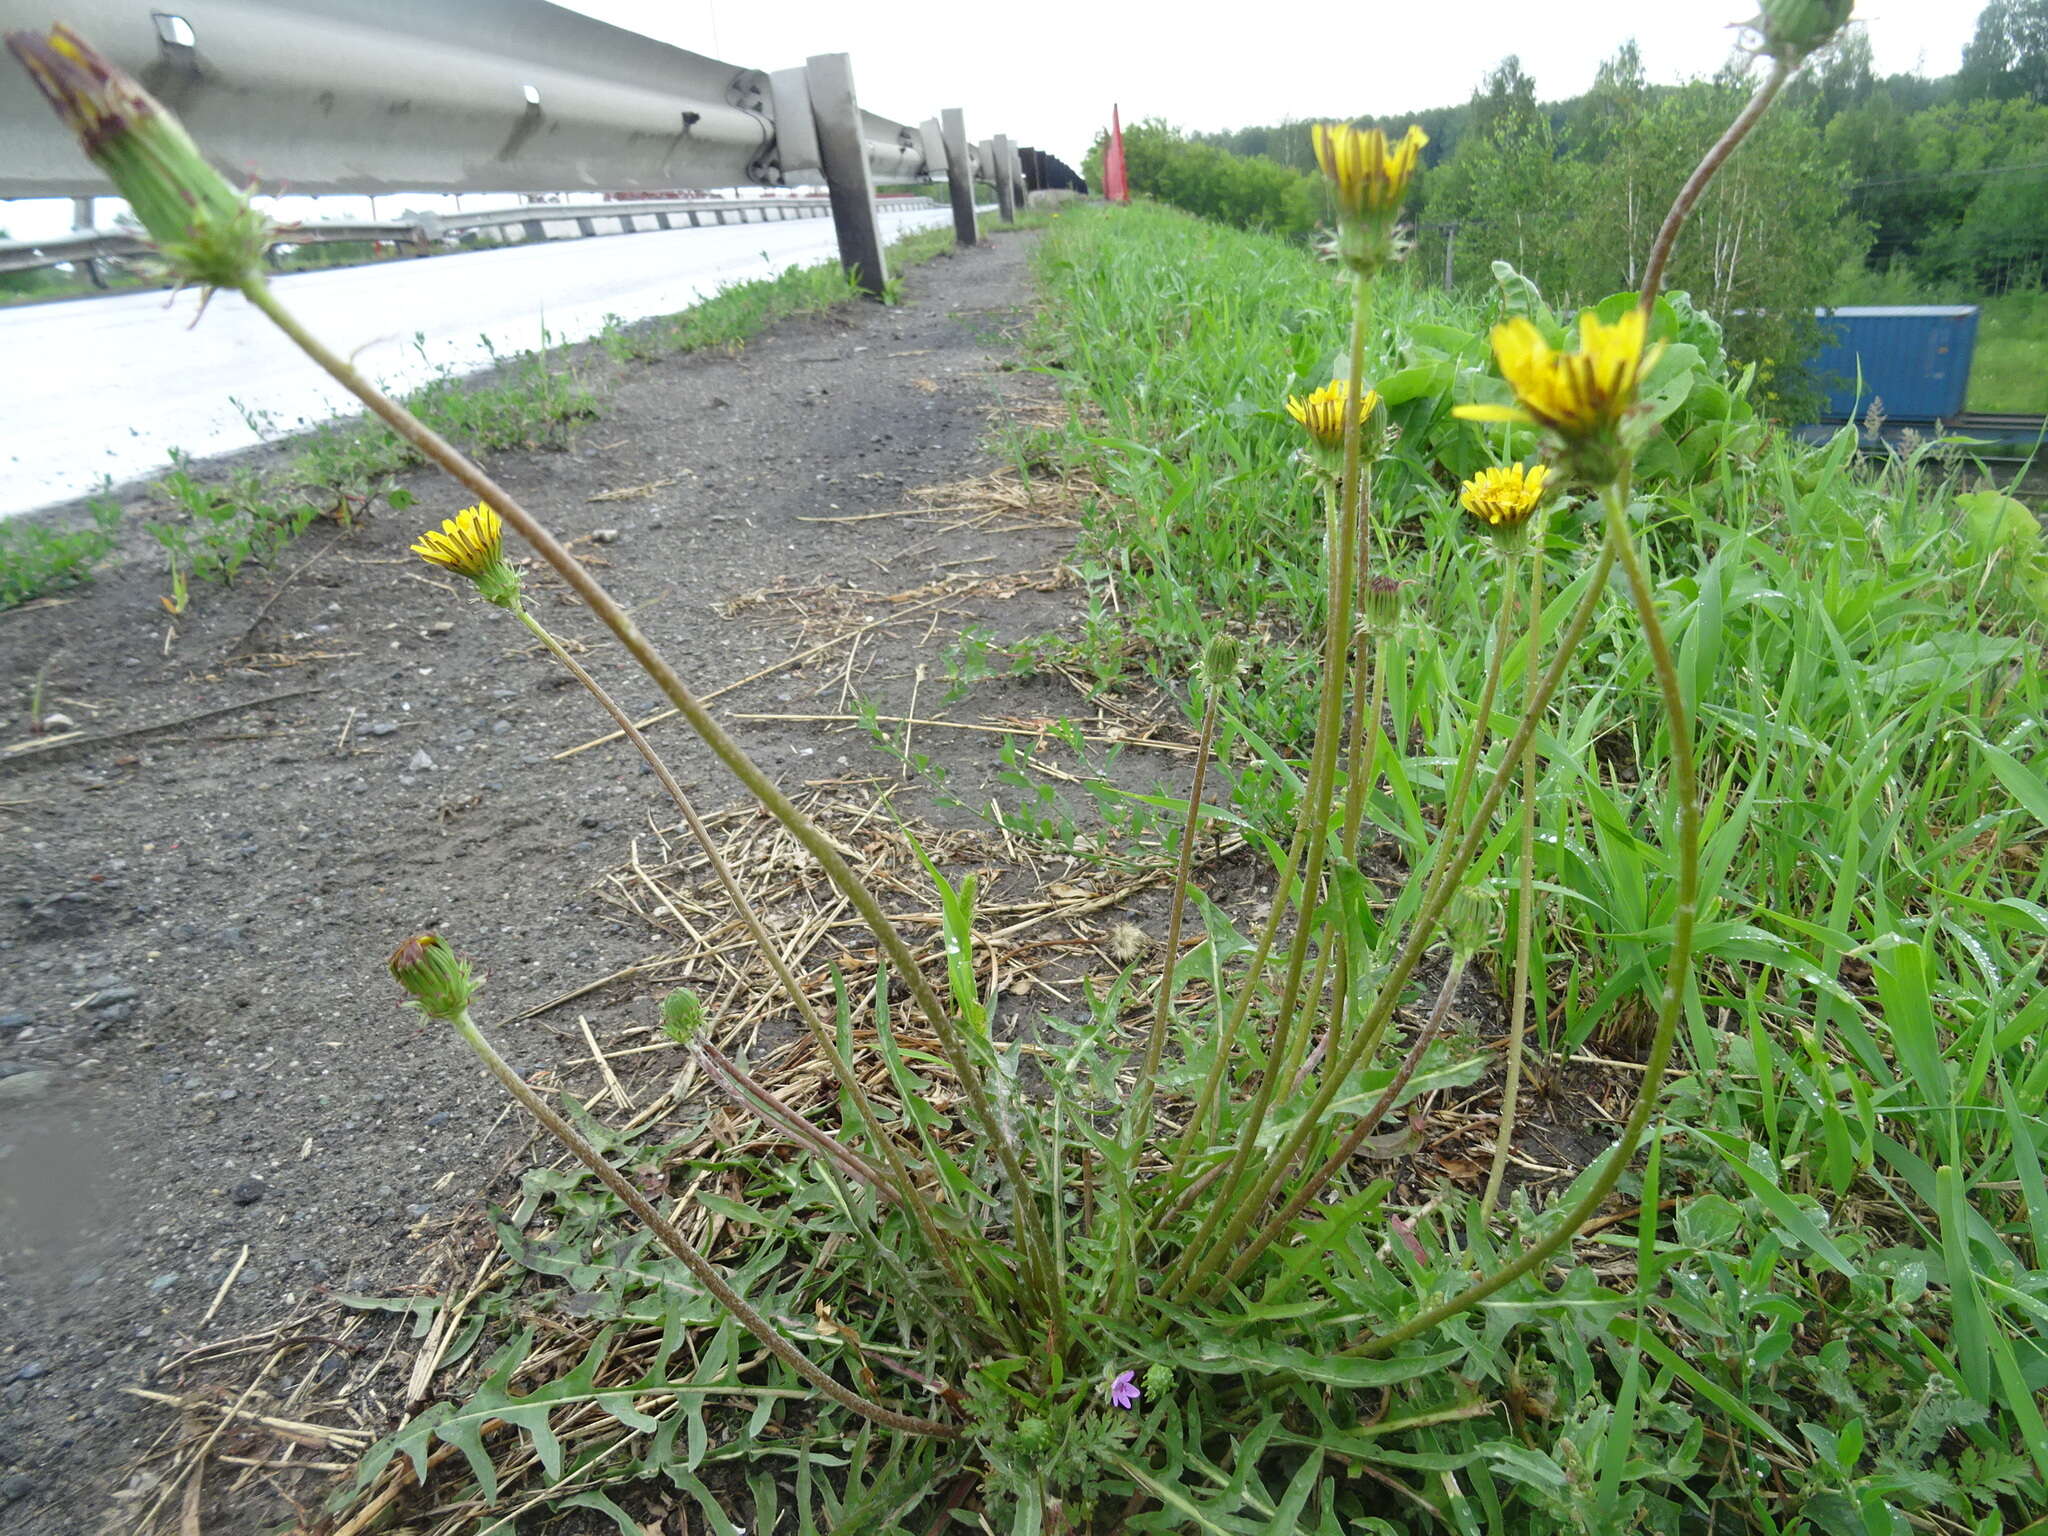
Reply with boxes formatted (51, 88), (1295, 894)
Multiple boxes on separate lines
(0, 228), (1138, 1531)
(1, 222), (1629, 1535)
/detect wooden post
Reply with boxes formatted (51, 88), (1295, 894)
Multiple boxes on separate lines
(940, 109), (978, 247)
(804, 53), (889, 297)
(993, 134), (1017, 224)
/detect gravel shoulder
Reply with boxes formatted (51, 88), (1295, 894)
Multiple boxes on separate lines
(0, 228), (1111, 1531)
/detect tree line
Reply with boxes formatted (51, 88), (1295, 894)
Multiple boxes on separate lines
(1090, 2), (2048, 413)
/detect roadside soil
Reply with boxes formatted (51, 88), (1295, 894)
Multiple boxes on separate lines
(1, 221), (1625, 1535)
(0, 228), (1139, 1532)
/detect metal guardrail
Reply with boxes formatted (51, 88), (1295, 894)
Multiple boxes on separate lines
(0, 195), (943, 277)
(0, 0), (1047, 294)
(0, 0), (999, 195)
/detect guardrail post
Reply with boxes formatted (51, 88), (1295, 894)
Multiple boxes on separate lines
(940, 108), (978, 247)
(992, 134), (1016, 224)
(803, 52), (889, 298)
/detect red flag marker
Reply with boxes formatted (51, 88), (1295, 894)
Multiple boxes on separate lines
(1105, 105), (1129, 204)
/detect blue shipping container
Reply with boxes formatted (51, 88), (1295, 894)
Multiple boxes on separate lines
(1812, 305), (1979, 423)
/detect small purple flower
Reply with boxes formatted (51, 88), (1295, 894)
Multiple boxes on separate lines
(1108, 1369), (1140, 1410)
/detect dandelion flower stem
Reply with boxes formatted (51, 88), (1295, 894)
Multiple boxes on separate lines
(1184, 541), (1617, 1299)
(1223, 952), (1468, 1288)
(1136, 680), (1222, 1097)
(1346, 475), (1698, 1357)
(510, 605), (961, 1276)
(1482, 528), (1548, 1222)
(443, 1005), (957, 1437)
(1638, 57), (1791, 314)
(234, 274), (1057, 1311)
(1168, 275), (1373, 1296)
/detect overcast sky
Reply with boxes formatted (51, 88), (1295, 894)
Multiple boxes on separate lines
(559, 0), (1981, 168)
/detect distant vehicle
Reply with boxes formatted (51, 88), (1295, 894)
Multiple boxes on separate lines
(1810, 304), (2043, 458)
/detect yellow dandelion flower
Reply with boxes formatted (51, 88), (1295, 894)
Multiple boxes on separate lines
(1285, 379), (1382, 455)
(1456, 309), (1664, 482)
(1312, 123), (1428, 219)
(411, 504), (523, 608)
(1311, 122), (1427, 275)
(1460, 463), (1549, 529)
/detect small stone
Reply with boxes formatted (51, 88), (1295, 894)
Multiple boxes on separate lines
(426, 1111), (451, 1128)
(0, 1071), (56, 1105)
(230, 1178), (266, 1206)
(407, 749), (435, 772)
(491, 720), (512, 735)
(0, 1013), (30, 1031)
(12, 1362), (45, 1383)
(216, 1087), (239, 1103)
(39, 712), (75, 732)
(426, 620), (454, 636)
(590, 527), (621, 544)
(367, 720), (398, 737)
(147, 1273), (180, 1294)
(0, 1474), (31, 1506)
(88, 986), (139, 1009)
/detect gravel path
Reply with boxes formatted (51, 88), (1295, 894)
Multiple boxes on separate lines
(0, 227), (1078, 1531)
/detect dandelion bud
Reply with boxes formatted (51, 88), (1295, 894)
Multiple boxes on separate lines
(389, 933), (479, 1021)
(1748, 0), (1855, 66)
(1358, 575), (1408, 634)
(1201, 632), (1242, 685)
(661, 989), (706, 1046)
(1445, 886), (1497, 960)
(6, 26), (269, 292)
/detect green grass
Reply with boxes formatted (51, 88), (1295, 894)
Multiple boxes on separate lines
(1014, 202), (2048, 1534)
(0, 499), (120, 609)
(1967, 290), (2048, 415)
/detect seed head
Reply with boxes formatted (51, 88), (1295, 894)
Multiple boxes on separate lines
(1108, 922), (1149, 964)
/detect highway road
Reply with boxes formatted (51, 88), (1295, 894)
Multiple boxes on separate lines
(0, 201), (961, 519)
